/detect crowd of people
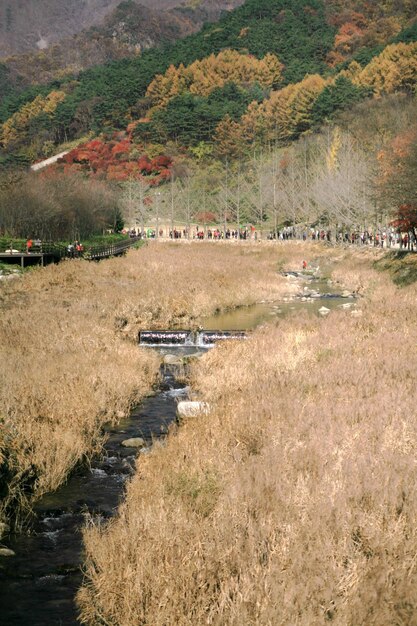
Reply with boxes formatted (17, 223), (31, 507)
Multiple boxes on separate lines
(194, 228), (253, 240)
(127, 226), (257, 240)
(66, 224), (416, 252)
(334, 230), (415, 249)
(295, 228), (416, 249)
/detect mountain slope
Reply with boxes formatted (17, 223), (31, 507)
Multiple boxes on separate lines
(1, 2), (201, 88)
(0, 0), (416, 166)
(0, 0), (246, 89)
(0, 0), (244, 57)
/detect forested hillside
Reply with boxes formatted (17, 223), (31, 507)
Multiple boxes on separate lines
(1, 0), (415, 168)
(0, 0), (416, 241)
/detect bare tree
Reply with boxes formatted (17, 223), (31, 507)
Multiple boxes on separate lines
(310, 130), (375, 232)
(120, 177), (152, 235)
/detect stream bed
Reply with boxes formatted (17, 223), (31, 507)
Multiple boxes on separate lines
(0, 366), (190, 625)
(202, 273), (356, 330)
(0, 270), (356, 624)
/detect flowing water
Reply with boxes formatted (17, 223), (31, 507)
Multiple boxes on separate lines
(0, 366), (192, 625)
(0, 271), (356, 624)
(202, 274), (356, 330)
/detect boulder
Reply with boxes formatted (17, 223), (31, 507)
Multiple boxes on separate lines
(318, 306), (330, 317)
(121, 437), (146, 448)
(339, 303), (353, 310)
(341, 290), (353, 298)
(351, 310), (363, 318)
(177, 401), (210, 419)
(0, 548), (15, 557)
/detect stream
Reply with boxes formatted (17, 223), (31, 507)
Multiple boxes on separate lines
(0, 270), (356, 625)
(0, 366), (191, 625)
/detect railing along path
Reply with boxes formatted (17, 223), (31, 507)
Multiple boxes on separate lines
(0, 237), (141, 268)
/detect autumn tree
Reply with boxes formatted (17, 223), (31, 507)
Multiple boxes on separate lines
(0, 90), (66, 160)
(378, 127), (417, 236)
(355, 42), (417, 95)
(146, 50), (283, 109)
(241, 74), (327, 145)
(56, 137), (172, 184)
(213, 115), (248, 159)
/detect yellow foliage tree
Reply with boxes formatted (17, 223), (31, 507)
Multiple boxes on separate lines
(355, 42), (417, 96)
(145, 64), (190, 109)
(1, 90), (66, 149)
(240, 101), (268, 145)
(242, 74), (327, 143)
(327, 127), (342, 172)
(339, 60), (363, 82)
(146, 50), (283, 108)
(289, 75), (327, 134)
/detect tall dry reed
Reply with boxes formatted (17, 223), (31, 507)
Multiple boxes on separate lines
(78, 248), (417, 625)
(0, 242), (295, 524)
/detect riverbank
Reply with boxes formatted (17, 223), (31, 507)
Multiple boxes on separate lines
(0, 242), (304, 528)
(78, 247), (417, 625)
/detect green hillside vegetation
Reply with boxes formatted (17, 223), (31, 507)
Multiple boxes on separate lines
(0, 0), (416, 168)
(137, 82), (266, 146)
(0, 0), (336, 162)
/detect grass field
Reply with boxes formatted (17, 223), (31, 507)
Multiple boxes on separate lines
(0, 242), (299, 526)
(77, 246), (417, 625)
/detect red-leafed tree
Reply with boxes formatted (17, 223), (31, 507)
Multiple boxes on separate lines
(137, 156), (152, 174)
(391, 204), (417, 240)
(150, 155), (172, 170)
(55, 136), (172, 185)
(379, 128), (417, 237)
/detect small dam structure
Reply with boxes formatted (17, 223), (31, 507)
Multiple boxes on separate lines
(138, 330), (247, 347)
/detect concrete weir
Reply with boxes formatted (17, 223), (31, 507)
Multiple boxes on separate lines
(139, 330), (194, 346)
(138, 330), (246, 347)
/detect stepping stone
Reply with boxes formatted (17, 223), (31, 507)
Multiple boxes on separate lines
(121, 437), (146, 448)
(177, 401), (210, 419)
(0, 548), (15, 557)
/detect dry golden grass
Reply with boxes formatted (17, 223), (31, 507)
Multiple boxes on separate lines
(78, 248), (417, 626)
(0, 242), (294, 524)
